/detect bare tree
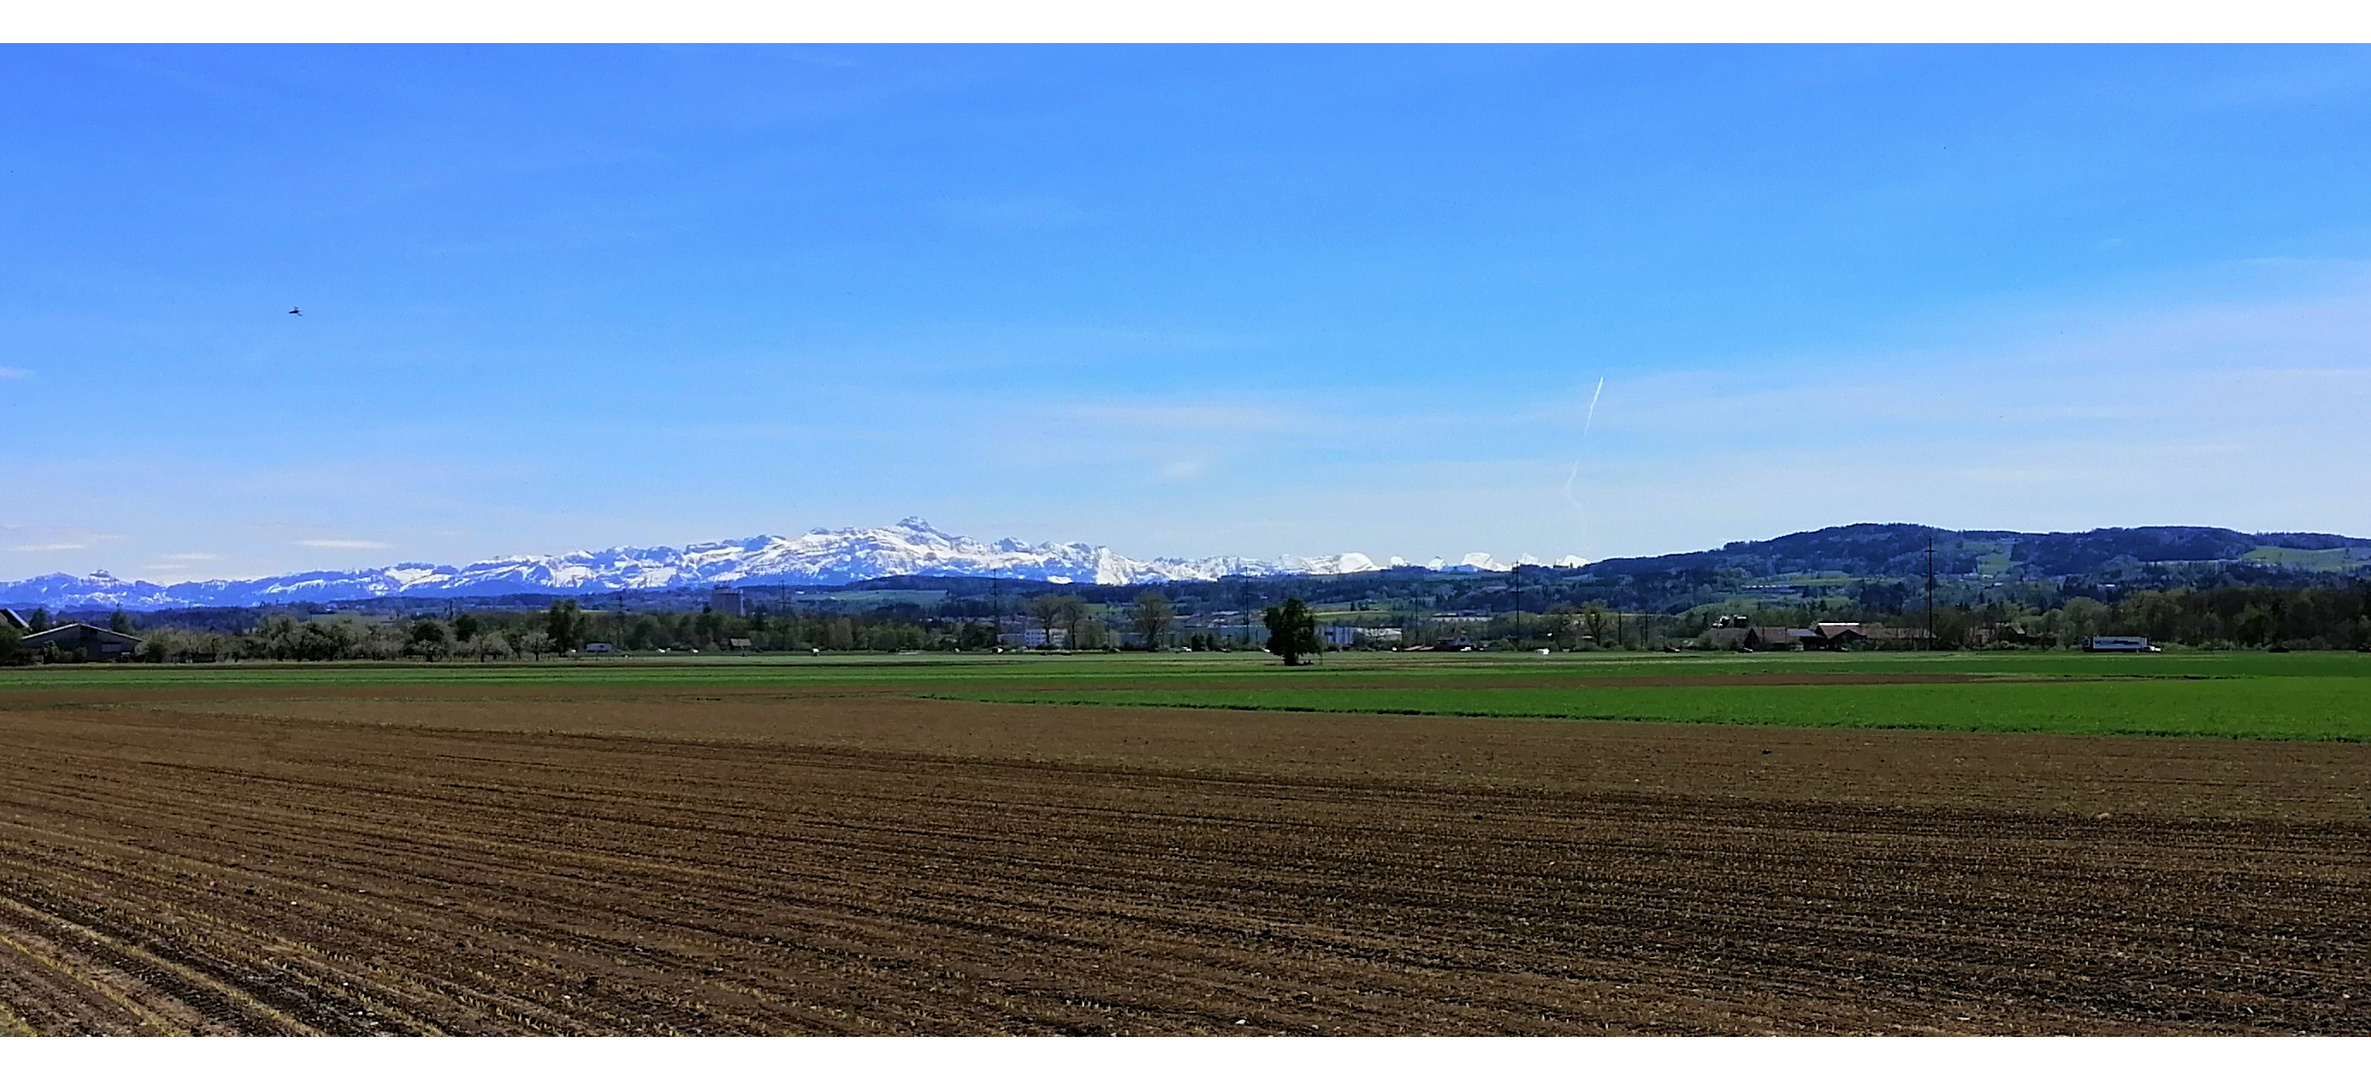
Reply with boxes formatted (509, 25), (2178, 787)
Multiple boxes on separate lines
(1130, 591), (1175, 650)
(1544, 605), (1577, 651)
(1029, 593), (1083, 649)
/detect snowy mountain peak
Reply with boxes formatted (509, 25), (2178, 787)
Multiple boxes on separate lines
(0, 521), (1588, 611)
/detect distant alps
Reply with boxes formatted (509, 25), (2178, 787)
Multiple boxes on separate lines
(0, 518), (1580, 611)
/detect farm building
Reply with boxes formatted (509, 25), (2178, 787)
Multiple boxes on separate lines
(1971, 623), (2046, 646)
(1708, 625), (1806, 650)
(2082, 636), (2159, 653)
(16, 622), (143, 659)
(1808, 622), (1870, 648)
(1318, 625), (1404, 648)
(1708, 622), (1931, 651)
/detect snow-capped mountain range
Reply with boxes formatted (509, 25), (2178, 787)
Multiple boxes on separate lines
(0, 518), (1582, 611)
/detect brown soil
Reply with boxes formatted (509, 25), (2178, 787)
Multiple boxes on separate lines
(2, 686), (2367, 1035)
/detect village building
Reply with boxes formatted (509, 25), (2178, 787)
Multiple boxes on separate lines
(1971, 623), (2046, 647)
(16, 622), (143, 660)
(1810, 622), (1870, 647)
(1708, 625), (1802, 650)
(1318, 624), (1405, 648)
(1708, 621), (1932, 651)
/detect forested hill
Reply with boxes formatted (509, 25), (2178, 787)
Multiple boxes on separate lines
(1576, 524), (2371, 582)
(12, 521), (2369, 618)
(864, 523), (2371, 617)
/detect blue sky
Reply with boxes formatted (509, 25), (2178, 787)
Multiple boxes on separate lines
(6, 45), (2371, 582)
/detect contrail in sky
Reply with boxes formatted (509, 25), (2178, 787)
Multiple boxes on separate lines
(1564, 378), (1605, 558)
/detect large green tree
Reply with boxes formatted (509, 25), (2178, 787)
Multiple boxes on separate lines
(545, 599), (586, 652)
(406, 619), (450, 661)
(1262, 597), (1320, 666)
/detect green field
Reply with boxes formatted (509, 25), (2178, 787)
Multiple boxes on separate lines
(928, 651), (2371, 741)
(4, 649), (2368, 741)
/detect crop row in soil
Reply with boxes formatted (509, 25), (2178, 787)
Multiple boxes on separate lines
(1, 689), (2367, 1034)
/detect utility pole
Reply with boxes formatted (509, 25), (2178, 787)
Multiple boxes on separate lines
(1925, 531), (1936, 652)
(1512, 573), (1521, 648)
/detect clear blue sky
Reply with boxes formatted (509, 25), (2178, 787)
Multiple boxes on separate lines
(7, 45), (2371, 582)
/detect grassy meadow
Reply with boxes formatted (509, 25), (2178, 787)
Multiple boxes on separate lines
(1, 648), (2366, 741)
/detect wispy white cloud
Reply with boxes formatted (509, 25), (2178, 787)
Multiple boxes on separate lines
(2, 528), (122, 556)
(1517, 268), (2371, 556)
(297, 539), (392, 550)
(162, 552), (218, 561)
(1159, 458), (1208, 482)
(0, 367), (28, 379)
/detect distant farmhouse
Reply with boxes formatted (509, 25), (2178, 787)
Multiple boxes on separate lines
(7, 618), (143, 660)
(1707, 617), (1931, 651)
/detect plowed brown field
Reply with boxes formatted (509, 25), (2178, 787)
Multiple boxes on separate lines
(3, 681), (2368, 1035)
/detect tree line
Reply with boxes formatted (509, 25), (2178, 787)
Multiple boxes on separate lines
(1672, 581), (2371, 651)
(20, 592), (1200, 663)
(9, 579), (2367, 665)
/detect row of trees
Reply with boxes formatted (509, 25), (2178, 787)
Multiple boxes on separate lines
(1965, 583), (2371, 650)
(21, 579), (2370, 665)
(100, 598), (1162, 663)
(1676, 582), (2371, 651)
(120, 613), (564, 664)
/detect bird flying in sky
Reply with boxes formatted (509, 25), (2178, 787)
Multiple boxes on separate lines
(288, 307), (301, 315)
